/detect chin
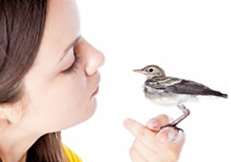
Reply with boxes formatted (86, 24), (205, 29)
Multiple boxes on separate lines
(75, 107), (97, 126)
(62, 99), (98, 129)
(88, 98), (97, 116)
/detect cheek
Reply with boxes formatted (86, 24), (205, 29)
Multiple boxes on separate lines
(25, 72), (93, 131)
(54, 78), (87, 106)
(44, 75), (89, 122)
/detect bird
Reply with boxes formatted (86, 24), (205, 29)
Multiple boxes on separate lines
(133, 65), (228, 132)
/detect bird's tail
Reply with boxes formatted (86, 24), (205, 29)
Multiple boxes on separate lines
(205, 89), (228, 99)
(220, 93), (228, 98)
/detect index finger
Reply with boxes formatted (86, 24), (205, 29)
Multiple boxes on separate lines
(123, 118), (185, 148)
(123, 118), (159, 145)
(146, 114), (170, 131)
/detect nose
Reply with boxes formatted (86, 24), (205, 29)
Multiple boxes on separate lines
(82, 39), (105, 76)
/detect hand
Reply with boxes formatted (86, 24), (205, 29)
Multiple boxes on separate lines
(123, 115), (185, 162)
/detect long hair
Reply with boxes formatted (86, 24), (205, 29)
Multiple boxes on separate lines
(0, 1), (66, 161)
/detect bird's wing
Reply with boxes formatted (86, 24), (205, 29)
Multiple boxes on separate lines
(164, 79), (212, 95)
(145, 77), (182, 89)
(145, 77), (228, 98)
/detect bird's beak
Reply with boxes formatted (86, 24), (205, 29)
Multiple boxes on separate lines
(133, 69), (145, 74)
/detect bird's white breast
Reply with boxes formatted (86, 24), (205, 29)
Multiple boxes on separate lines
(144, 90), (191, 106)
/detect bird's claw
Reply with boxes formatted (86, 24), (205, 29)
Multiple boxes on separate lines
(160, 124), (184, 132)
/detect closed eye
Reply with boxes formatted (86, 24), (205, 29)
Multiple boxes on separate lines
(62, 53), (79, 74)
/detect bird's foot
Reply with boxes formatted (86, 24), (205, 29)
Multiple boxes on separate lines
(157, 104), (189, 132)
(160, 124), (184, 132)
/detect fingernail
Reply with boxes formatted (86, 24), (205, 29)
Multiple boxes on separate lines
(171, 131), (185, 143)
(147, 119), (160, 130)
(166, 129), (178, 143)
(157, 128), (179, 143)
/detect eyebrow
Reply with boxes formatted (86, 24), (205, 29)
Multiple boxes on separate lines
(58, 36), (82, 63)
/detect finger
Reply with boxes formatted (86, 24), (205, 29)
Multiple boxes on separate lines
(124, 118), (155, 138)
(124, 118), (185, 162)
(146, 114), (170, 131)
(129, 128), (185, 162)
(156, 127), (185, 161)
(157, 127), (185, 144)
(132, 140), (161, 162)
(129, 144), (148, 162)
(123, 118), (159, 149)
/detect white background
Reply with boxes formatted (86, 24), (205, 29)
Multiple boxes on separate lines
(62, 0), (231, 161)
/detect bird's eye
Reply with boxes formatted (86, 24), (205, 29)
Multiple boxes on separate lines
(148, 68), (154, 73)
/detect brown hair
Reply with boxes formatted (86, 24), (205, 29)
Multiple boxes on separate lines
(0, 1), (66, 162)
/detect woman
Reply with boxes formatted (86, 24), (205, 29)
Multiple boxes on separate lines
(0, 0), (185, 162)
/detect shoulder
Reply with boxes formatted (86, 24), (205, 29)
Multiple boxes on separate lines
(63, 144), (83, 162)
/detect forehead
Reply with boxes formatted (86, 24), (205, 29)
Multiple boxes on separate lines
(35, 0), (80, 64)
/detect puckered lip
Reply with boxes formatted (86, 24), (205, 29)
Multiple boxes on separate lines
(90, 73), (101, 97)
(91, 86), (99, 97)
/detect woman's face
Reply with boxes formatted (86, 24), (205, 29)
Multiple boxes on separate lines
(19, 0), (104, 133)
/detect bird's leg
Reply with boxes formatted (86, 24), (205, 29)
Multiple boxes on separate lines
(171, 104), (190, 126)
(160, 104), (190, 132)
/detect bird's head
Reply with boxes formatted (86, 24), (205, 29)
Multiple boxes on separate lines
(133, 65), (165, 79)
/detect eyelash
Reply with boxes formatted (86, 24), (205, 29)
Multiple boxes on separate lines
(62, 53), (79, 74)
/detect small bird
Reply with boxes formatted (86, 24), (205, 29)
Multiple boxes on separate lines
(134, 65), (228, 132)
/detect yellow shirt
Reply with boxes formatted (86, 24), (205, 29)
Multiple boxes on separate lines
(63, 145), (83, 162)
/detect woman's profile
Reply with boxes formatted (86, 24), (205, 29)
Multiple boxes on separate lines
(0, 1), (185, 162)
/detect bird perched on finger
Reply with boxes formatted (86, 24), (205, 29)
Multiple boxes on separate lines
(134, 65), (228, 132)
